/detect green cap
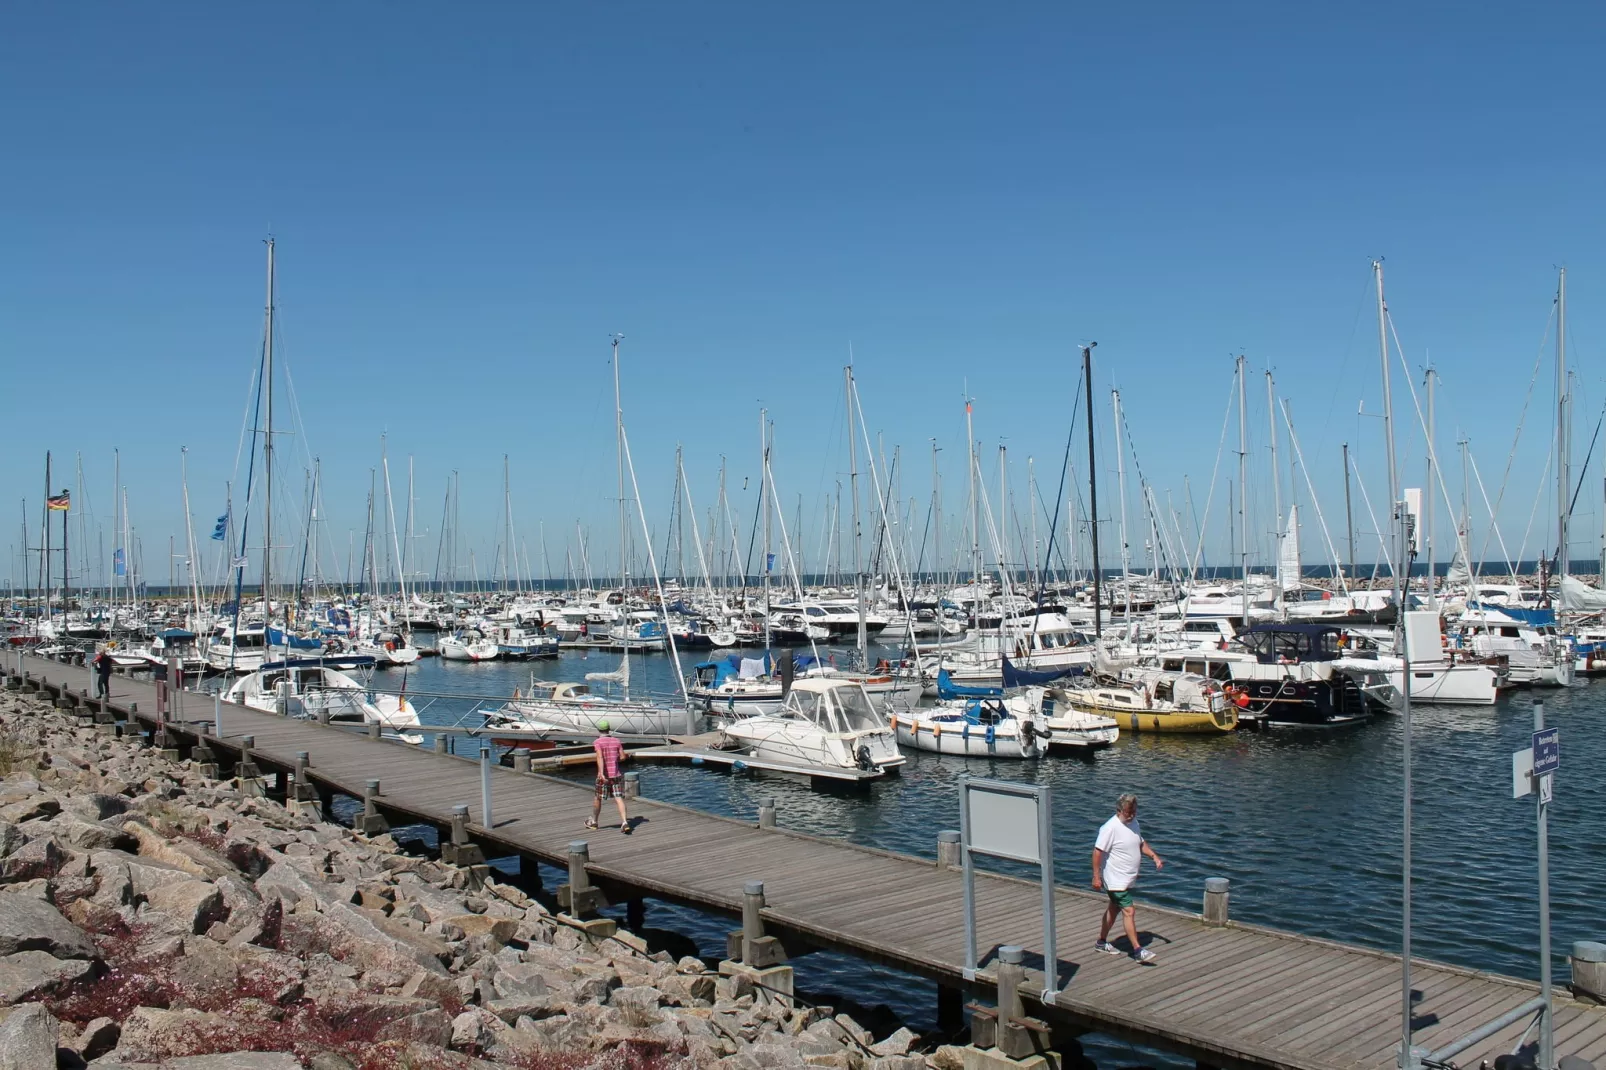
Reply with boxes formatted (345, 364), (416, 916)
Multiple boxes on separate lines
(597, 720), (611, 733)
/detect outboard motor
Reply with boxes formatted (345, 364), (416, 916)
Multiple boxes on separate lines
(855, 745), (874, 771)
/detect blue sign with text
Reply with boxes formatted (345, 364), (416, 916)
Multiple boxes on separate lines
(1532, 727), (1560, 777)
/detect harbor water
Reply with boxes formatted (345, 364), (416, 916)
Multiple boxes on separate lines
(390, 644), (1604, 1062)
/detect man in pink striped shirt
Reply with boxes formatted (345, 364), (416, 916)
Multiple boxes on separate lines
(586, 721), (631, 834)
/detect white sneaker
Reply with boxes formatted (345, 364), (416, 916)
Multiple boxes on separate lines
(1093, 940), (1122, 955)
(1134, 946), (1157, 963)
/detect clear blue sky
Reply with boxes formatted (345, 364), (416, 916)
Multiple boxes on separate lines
(4, 2), (1603, 589)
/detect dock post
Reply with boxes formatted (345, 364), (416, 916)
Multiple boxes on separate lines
(440, 803), (488, 886)
(1203, 878), (1230, 925)
(556, 840), (608, 922)
(192, 722), (219, 779)
(317, 707), (330, 725)
(1573, 941), (1606, 1003)
(513, 751), (531, 774)
(996, 946), (1036, 1060)
(757, 796), (776, 829)
(288, 751), (321, 817)
(368, 720), (381, 740)
(361, 779), (389, 836)
(433, 734), (447, 755)
(622, 771), (640, 798)
(480, 745), (494, 829)
(938, 829), (962, 869)
(237, 735), (263, 797)
(213, 692), (223, 737)
(719, 879), (791, 1005)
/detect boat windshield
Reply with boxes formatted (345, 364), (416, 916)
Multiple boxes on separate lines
(832, 686), (883, 733)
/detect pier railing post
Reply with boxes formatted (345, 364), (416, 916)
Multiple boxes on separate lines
(1203, 877), (1230, 925)
(757, 796), (776, 829)
(361, 779), (389, 836)
(937, 829), (961, 869)
(480, 745), (494, 829)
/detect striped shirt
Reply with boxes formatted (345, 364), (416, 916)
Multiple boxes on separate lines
(594, 734), (624, 779)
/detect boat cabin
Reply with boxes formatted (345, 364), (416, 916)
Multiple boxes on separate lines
(775, 680), (887, 736)
(1236, 623), (1345, 664)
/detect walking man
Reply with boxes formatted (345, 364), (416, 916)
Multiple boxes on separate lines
(93, 647), (113, 700)
(1093, 793), (1163, 962)
(586, 721), (631, 834)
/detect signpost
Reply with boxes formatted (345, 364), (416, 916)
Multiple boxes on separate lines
(959, 776), (1058, 1002)
(1496, 701), (1556, 1069)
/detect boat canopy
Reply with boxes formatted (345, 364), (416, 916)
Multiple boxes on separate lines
(1467, 602), (1556, 627)
(1002, 656), (1080, 688)
(156, 628), (196, 639)
(936, 668), (1002, 700)
(260, 655), (377, 671)
(1236, 623), (1345, 664)
(780, 681), (884, 734)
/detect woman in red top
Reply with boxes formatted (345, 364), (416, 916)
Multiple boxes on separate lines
(586, 721), (631, 834)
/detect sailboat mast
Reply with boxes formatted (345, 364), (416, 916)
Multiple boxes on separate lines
(1557, 268), (1569, 582)
(1265, 371), (1281, 608)
(261, 238), (275, 627)
(760, 409), (771, 651)
(1425, 368), (1436, 609)
(965, 395), (980, 624)
(1081, 344), (1101, 641)
(1112, 390), (1131, 623)
(1235, 357), (1248, 623)
(847, 366), (866, 659)
(613, 336), (627, 590)
(503, 454), (512, 594)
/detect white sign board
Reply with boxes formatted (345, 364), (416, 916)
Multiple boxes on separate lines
(1513, 748), (1534, 798)
(1539, 774), (1553, 805)
(967, 787), (1043, 864)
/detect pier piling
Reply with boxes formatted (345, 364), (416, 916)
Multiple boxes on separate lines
(362, 778), (389, 836)
(558, 840), (607, 918)
(938, 829), (962, 869)
(1203, 877), (1230, 925)
(1574, 941), (1606, 1004)
(758, 796), (776, 828)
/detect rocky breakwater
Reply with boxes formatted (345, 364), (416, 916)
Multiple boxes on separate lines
(0, 688), (946, 1070)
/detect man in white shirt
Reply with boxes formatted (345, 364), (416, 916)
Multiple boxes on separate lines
(1092, 793), (1164, 962)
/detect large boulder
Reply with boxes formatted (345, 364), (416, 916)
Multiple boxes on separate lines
(0, 949), (97, 1003)
(0, 835), (65, 882)
(0, 1002), (57, 1070)
(0, 891), (98, 958)
(144, 878), (227, 935)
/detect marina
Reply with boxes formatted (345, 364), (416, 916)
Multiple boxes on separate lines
(9, 642), (1605, 1070)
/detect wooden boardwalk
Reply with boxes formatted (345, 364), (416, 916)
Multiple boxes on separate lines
(15, 654), (1606, 1070)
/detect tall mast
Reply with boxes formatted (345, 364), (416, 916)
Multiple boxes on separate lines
(965, 394), (980, 623)
(998, 445), (1007, 582)
(1081, 344), (1101, 641)
(1112, 389), (1131, 623)
(1424, 368), (1437, 609)
(503, 454), (512, 594)
(1557, 268), (1569, 582)
(613, 335), (627, 590)
(42, 452), (51, 629)
(261, 237), (275, 626)
(847, 366), (866, 659)
(1265, 370), (1281, 606)
(930, 440), (942, 582)
(1343, 442), (1355, 583)
(760, 408), (771, 651)
(1237, 356), (1248, 623)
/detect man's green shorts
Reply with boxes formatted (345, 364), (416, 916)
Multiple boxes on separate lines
(1107, 888), (1135, 910)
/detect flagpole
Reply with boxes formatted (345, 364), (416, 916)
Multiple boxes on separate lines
(42, 452), (51, 632)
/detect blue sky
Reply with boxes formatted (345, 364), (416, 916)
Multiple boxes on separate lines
(4, 2), (1603, 590)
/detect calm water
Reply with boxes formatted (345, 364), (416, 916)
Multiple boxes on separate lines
(389, 644), (1605, 1063)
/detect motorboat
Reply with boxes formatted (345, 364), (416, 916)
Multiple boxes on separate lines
(484, 660), (690, 737)
(1334, 612), (1505, 707)
(223, 657), (422, 740)
(206, 622), (268, 673)
(439, 629), (500, 661)
(690, 653), (924, 720)
(487, 623), (560, 660)
(719, 679), (904, 777)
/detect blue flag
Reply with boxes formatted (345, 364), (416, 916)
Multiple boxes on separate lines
(113, 549), (126, 577)
(211, 513), (228, 541)
(765, 552), (776, 572)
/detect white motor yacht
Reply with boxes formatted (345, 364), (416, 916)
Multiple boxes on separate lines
(223, 657), (422, 739)
(719, 679), (904, 777)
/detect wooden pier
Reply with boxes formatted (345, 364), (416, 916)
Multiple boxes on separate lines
(11, 653), (1606, 1070)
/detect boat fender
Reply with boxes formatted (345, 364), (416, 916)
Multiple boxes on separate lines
(889, 714), (897, 730)
(933, 723), (941, 739)
(961, 722), (969, 741)
(985, 723), (995, 746)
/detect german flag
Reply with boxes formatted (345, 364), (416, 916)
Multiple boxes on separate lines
(46, 490), (70, 511)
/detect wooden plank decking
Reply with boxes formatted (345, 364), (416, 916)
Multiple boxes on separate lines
(14, 653), (1605, 1070)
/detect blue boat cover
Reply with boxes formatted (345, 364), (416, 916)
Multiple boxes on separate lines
(156, 628), (196, 639)
(1467, 602), (1556, 627)
(936, 669), (1002, 700)
(1002, 656), (1081, 688)
(267, 627), (324, 651)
